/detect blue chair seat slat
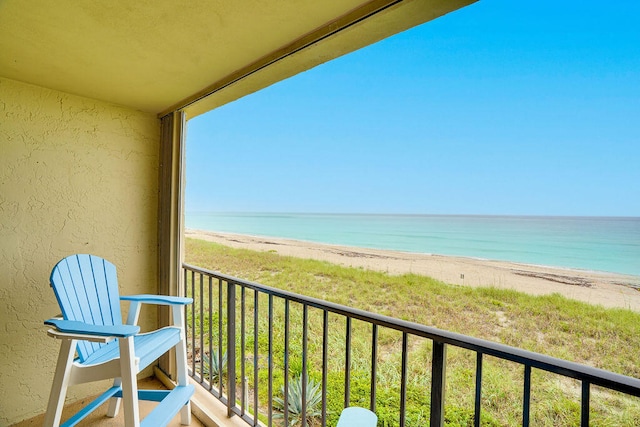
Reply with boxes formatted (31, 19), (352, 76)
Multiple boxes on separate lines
(137, 328), (182, 369)
(336, 407), (378, 427)
(81, 327), (181, 367)
(140, 385), (194, 427)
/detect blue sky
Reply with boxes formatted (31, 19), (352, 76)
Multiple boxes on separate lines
(186, 0), (640, 216)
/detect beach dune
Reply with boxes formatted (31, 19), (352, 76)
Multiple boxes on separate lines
(186, 229), (640, 312)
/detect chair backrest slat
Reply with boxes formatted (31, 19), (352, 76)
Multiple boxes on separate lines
(89, 256), (120, 326)
(50, 254), (123, 362)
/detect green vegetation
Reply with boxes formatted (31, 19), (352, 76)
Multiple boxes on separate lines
(274, 375), (323, 426)
(202, 351), (227, 383)
(185, 237), (640, 426)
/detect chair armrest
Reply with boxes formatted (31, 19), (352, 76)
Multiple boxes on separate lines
(44, 318), (140, 338)
(120, 294), (193, 306)
(121, 295), (192, 326)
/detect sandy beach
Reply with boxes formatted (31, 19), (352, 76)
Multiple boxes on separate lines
(186, 229), (640, 311)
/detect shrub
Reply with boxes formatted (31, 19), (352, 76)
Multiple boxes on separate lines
(274, 375), (323, 426)
(202, 350), (228, 384)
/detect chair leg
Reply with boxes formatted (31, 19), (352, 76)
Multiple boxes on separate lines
(119, 336), (140, 427)
(106, 378), (122, 417)
(176, 338), (191, 425)
(44, 339), (77, 427)
(173, 305), (192, 425)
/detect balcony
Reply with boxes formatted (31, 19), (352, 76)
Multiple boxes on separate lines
(15, 263), (639, 427)
(182, 263), (640, 427)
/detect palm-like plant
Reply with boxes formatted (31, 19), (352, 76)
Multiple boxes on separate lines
(201, 350), (228, 384)
(274, 375), (323, 426)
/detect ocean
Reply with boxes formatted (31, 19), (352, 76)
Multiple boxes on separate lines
(185, 212), (640, 276)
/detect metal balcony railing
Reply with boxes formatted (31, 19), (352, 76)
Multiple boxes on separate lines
(183, 263), (640, 427)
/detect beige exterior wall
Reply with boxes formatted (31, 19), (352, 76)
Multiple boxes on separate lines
(0, 77), (161, 424)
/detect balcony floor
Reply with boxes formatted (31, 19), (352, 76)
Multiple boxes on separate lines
(12, 377), (206, 427)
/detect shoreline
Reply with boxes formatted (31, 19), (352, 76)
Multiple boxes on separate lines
(185, 229), (640, 311)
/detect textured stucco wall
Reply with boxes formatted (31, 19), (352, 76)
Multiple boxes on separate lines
(0, 77), (161, 424)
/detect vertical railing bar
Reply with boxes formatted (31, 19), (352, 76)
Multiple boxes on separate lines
(301, 304), (309, 427)
(474, 352), (483, 427)
(183, 266), (188, 296)
(183, 268), (189, 374)
(523, 365), (531, 427)
(227, 280), (237, 417)
(184, 268), (189, 364)
(430, 341), (447, 427)
(190, 270), (196, 378)
(208, 276), (213, 391)
(581, 380), (590, 427)
(268, 294), (274, 427)
(253, 290), (259, 426)
(241, 286), (246, 415)
(283, 299), (290, 427)
(199, 273), (204, 380)
(370, 324), (378, 413)
(399, 332), (408, 427)
(321, 310), (329, 427)
(218, 278), (223, 393)
(344, 316), (352, 408)
(184, 267), (189, 372)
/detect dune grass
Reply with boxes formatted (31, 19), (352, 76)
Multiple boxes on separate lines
(185, 237), (640, 426)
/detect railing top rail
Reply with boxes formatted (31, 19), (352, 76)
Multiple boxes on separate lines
(183, 263), (640, 397)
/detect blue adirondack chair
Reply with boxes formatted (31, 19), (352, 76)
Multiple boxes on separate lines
(43, 254), (194, 427)
(337, 407), (378, 427)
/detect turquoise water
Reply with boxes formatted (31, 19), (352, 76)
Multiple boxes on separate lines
(186, 212), (640, 276)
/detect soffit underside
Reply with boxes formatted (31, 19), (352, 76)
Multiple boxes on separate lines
(0, 0), (475, 115)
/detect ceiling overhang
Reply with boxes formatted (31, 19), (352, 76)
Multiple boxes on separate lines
(0, 0), (475, 118)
